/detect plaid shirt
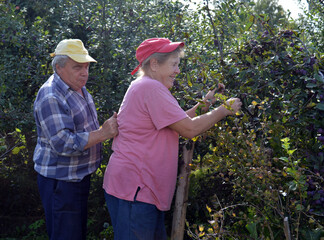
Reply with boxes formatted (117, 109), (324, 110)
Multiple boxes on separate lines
(33, 73), (102, 181)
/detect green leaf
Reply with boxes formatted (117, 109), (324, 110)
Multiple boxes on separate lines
(187, 74), (192, 87)
(0, 146), (7, 151)
(245, 15), (254, 30)
(314, 72), (324, 83)
(296, 204), (304, 211)
(246, 222), (258, 239)
(246, 55), (253, 64)
(301, 228), (323, 240)
(279, 157), (289, 162)
(315, 103), (324, 111)
(306, 83), (317, 88)
(12, 147), (20, 155)
(287, 149), (296, 155)
(281, 137), (290, 150)
(288, 180), (297, 191)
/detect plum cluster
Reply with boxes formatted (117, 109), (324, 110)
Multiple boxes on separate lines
(306, 173), (324, 215)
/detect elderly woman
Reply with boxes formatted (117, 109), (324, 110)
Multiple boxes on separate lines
(103, 38), (241, 239)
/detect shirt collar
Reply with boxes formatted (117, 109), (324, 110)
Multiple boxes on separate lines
(53, 72), (87, 98)
(53, 72), (70, 94)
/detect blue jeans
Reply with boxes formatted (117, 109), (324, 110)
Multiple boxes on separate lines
(37, 174), (91, 240)
(105, 191), (167, 240)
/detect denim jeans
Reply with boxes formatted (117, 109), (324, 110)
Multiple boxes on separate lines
(37, 174), (91, 240)
(104, 191), (167, 240)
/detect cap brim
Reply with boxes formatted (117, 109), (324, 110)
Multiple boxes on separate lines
(68, 54), (97, 63)
(50, 53), (97, 63)
(158, 42), (184, 53)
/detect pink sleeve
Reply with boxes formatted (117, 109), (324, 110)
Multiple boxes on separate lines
(145, 87), (188, 130)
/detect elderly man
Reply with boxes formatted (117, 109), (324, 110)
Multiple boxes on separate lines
(33, 39), (118, 240)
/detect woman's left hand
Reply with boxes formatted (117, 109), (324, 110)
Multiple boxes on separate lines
(217, 83), (225, 95)
(201, 83), (225, 112)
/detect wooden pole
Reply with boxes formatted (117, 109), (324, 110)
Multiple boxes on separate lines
(171, 140), (195, 240)
(284, 217), (292, 240)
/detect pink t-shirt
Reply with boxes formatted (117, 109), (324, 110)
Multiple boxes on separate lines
(103, 76), (188, 211)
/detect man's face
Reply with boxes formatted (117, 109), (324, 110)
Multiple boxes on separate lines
(56, 58), (90, 92)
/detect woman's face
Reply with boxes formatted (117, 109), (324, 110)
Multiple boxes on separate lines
(154, 55), (181, 89)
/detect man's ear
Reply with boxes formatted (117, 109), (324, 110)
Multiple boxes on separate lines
(56, 64), (61, 74)
(149, 58), (159, 72)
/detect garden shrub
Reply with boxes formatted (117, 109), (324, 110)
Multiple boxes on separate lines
(185, 17), (324, 240)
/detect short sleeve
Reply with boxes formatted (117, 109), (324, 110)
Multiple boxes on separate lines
(145, 86), (188, 130)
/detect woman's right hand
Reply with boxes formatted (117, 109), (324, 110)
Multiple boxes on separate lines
(223, 98), (242, 115)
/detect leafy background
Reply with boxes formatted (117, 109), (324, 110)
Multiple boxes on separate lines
(0, 0), (323, 239)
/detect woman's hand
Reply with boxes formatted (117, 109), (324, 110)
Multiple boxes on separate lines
(201, 83), (225, 112)
(222, 98), (242, 115)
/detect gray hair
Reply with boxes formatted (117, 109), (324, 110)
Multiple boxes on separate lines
(51, 55), (70, 72)
(137, 46), (184, 77)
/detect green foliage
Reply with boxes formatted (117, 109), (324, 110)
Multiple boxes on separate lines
(0, 3), (50, 131)
(0, 129), (41, 238)
(299, 0), (324, 53)
(183, 3), (324, 239)
(19, 219), (47, 240)
(253, 0), (289, 27)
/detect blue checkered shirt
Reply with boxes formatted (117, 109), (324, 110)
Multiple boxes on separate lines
(33, 73), (102, 181)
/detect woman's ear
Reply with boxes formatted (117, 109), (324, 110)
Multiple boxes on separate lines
(150, 58), (159, 72)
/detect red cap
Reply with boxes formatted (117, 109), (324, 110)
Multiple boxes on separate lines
(131, 38), (184, 75)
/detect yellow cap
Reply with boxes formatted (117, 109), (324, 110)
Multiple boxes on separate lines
(50, 39), (97, 63)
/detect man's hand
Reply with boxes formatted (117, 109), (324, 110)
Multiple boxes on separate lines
(101, 112), (118, 140)
(84, 112), (119, 150)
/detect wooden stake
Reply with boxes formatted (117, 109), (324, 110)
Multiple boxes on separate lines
(284, 217), (292, 240)
(171, 140), (195, 240)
